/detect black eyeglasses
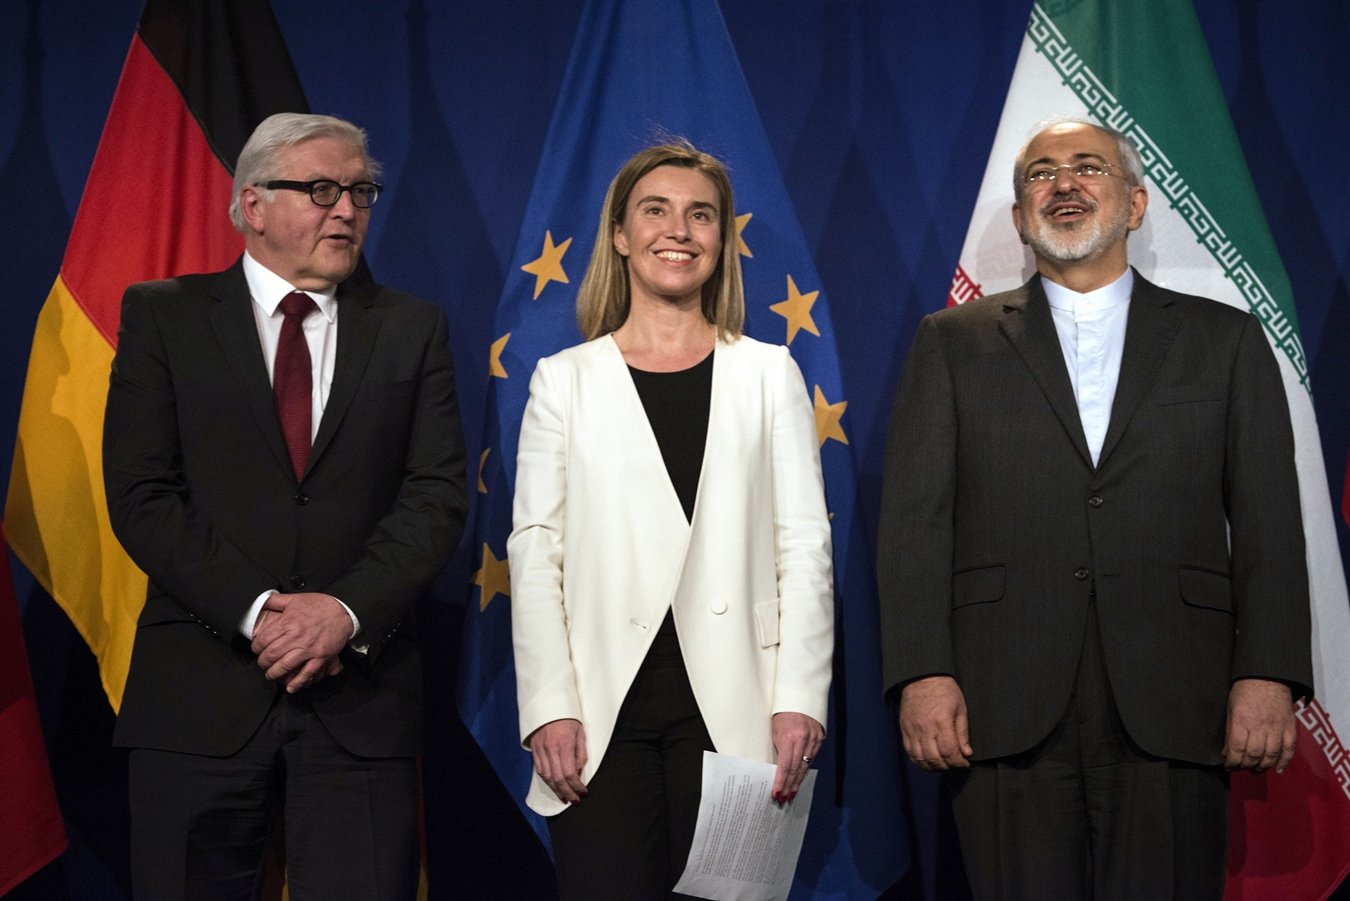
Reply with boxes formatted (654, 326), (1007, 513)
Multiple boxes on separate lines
(257, 179), (382, 208)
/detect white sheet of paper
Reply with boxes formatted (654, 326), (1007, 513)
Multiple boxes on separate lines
(672, 751), (817, 901)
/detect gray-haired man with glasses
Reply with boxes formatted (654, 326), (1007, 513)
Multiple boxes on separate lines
(878, 118), (1312, 899)
(105, 112), (467, 900)
(256, 177), (382, 209)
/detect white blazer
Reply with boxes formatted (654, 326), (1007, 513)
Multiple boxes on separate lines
(509, 333), (834, 816)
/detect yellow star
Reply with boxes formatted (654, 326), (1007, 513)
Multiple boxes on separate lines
(521, 230), (573, 300)
(489, 332), (510, 378)
(477, 448), (490, 494)
(472, 543), (511, 612)
(769, 275), (820, 345)
(735, 212), (753, 258)
(813, 385), (848, 447)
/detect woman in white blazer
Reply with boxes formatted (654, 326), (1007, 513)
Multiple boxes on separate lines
(509, 141), (834, 900)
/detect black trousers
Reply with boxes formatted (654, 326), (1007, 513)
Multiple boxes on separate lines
(128, 691), (419, 901)
(948, 601), (1229, 901)
(548, 614), (715, 901)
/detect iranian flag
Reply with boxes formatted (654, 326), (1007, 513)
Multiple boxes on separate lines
(950, 2), (1350, 897)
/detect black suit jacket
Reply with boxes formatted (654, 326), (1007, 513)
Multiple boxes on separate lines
(104, 257), (467, 758)
(877, 272), (1312, 766)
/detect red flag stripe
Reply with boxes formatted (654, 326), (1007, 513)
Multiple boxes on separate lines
(0, 528), (67, 893)
(62, 34), (240, 348)
(946, 263), (984, 307)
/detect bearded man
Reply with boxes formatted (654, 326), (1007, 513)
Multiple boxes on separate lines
(876, 118), (1312, 900)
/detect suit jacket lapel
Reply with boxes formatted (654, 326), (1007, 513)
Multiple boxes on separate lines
(593, 336), (692, 622)
(1097, 272), (1179, 468)
(690, 341), (722, 524)
(207, 261), (295, 478)
(597, 335), (691, 533)
(310, 280), (380, 471)
(678, 339), (743, 588)
(999, 278), (1095, 469)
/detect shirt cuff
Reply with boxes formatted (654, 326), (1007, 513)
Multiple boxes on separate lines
(239, 590), (275, 639)
(330, 595), (368, 655)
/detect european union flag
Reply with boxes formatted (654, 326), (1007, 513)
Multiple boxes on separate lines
(457, 1), (909, 895)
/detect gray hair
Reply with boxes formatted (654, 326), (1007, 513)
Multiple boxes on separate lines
(1012, 116), (1144, 199)
(229, 112), (382, 231)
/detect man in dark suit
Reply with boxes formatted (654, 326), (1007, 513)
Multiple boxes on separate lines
(877, 119), (1312, 899)
(103, 112), (466, 900)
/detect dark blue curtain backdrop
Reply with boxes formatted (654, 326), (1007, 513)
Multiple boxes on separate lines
(4, 2), (1347, 898)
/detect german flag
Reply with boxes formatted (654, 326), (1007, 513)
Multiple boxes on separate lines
(4, 0), (307, 710)
(0, 526), (67, 894)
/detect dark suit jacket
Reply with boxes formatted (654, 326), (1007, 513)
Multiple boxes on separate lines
(877, 272), (1312, 766)
(104, 257), (467, 758)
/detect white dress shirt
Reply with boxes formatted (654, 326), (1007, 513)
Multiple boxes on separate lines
(1043, 267), (1133, 466)
(236, 252), (360, 643)
(243, 251), (338, 441)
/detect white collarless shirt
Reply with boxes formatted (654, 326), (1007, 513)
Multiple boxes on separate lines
(1042, 268), (1133, 467)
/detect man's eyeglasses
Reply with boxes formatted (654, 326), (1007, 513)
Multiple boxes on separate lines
(1022, 162), (1124, 185)
(257, 179), (382, 208)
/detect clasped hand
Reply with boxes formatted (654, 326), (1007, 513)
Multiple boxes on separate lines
(250, 592), (352, 693)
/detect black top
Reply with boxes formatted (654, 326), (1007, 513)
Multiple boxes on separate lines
(628, 350), (714, 523)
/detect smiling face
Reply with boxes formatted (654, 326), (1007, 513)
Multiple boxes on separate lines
(613, 164), (723, 310)
(1012, 122), (1148, 289)
(238, 136), (370, 291)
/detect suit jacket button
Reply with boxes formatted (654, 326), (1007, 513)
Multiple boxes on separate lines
(1088, 495), (1104, 508)
(295, 492), (309, 505)
(1074, 567), (1091, 581)
(710, 597), (728, 615)
(289, 575), (306, 590)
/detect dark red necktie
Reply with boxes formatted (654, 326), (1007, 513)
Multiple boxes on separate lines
(274, 291), (316, 480)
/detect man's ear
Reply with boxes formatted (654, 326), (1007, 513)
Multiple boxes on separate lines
(1126, 183), (1149, 232)
(1011, 201), (1028, 246)
(240, 186), (266, 234)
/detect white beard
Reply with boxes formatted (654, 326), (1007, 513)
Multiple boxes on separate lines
(1021, 196), (1131, 263)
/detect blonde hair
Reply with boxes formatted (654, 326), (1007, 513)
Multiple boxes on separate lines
(576, 140), (744, 340)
